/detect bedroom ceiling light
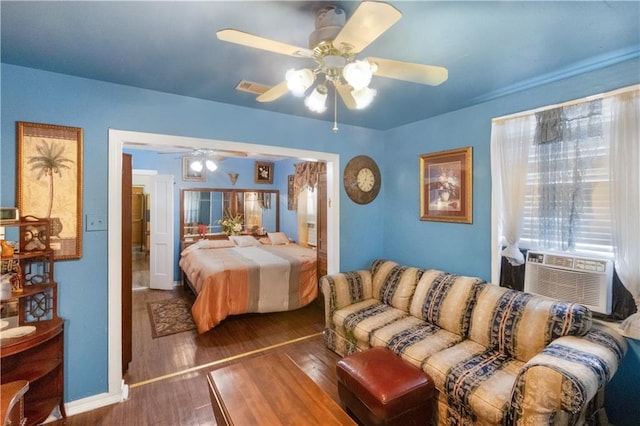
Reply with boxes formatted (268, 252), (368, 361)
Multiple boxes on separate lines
(190, 159), (218, 172)
(205, 159), (218, 172)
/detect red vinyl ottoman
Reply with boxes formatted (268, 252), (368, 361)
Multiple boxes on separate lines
(336, 347), (435, 426)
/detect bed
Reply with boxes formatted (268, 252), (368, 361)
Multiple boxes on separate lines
(178, 235), (318, 333)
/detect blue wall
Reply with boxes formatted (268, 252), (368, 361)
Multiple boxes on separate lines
(380, 58), (640, 425)
(1, 63), (384, 401)
(2, 57), (639, 424)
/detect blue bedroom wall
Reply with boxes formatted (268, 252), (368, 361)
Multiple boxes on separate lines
(1, 63), (385, 401)
(123, 149), (298, 281)
(381, 57), (640, 425)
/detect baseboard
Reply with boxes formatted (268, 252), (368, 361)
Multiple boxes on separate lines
(64, 390), (124, 417)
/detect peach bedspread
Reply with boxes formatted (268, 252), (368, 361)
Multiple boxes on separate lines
(179, 244), (318, 333)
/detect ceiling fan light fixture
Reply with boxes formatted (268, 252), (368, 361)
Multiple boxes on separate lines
(190, 160), (204, 172)
(304, 84), (328, 113)
(205, 159), (218, 172)
(343, 60), (374, 91)
(351, 86), (377, 109)
(285, 68), (314, 97)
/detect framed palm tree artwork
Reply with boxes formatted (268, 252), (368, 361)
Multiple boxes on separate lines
(17, 122), (83, 260)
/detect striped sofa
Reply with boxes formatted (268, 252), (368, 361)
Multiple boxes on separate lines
(321, 259), (627, 425)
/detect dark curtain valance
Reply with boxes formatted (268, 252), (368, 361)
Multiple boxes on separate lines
(534, 99), (602, 144)
(292, 161), (326, 210)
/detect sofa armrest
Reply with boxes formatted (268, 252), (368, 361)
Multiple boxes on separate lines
(509, 323), (627, 423)
(320, 270), (372, 322)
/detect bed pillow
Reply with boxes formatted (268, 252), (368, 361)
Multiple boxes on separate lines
(259, 237), (272, 245)
(267, 232), (289, 245)
(181, 238), (234, 255)
(197, 239), (235, 249)
(230, 235), (260, 247)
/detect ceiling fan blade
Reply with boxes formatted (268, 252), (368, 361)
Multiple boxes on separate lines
(333, 1), (401, 54)
(334, 83), (357, 110)
(368, 57), (448, 86)
(256, 81), (289, 103)
(217, 29), (312, 58)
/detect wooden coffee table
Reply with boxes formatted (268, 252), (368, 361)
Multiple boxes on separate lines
(207, 351), (356, 425)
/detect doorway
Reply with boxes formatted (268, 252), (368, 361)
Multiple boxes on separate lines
(108, 129), (341, 404)
(131, 171), (156, 290)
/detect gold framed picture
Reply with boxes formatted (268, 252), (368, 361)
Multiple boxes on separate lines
(420, 146), (472, 224)
(182, 157), (206, 182)
(254, 161), (274, 184)
(17, 121), (83, 260)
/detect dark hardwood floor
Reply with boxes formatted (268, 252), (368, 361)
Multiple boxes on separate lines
(50, 286), (341, 425)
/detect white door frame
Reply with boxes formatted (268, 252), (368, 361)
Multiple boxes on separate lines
(102, 129), (340, 409)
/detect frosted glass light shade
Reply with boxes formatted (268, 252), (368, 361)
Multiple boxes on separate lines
(343, 60), (374, 91)
(205, 160), (218, 172)
(304, 85), (328, 113)
(351, 87), (377, 109)
(286, 68), (314, 97)
(190, 160), (203, 172)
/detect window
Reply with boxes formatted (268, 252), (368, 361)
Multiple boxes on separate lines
(491, 86), (640, 331)
(519, 99), (614, 257)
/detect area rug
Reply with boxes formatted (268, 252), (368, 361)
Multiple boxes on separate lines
(147, 297), (196, 338)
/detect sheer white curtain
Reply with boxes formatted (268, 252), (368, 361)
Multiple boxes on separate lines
(490, 114), (535, 266)
(185, 191), (201, 224)
(609, 88), (640, 339)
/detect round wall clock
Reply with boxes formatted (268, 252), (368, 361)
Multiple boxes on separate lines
(343, 155), (381, 204)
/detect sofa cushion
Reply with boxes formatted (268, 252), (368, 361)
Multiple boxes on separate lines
(469, 284), (593, 362)
(409, 270), (486, 337)
(333, 299), (408, 352)
(371, 260), (424, 311)
(370, 316), (464, 369)
(425, 339), (524, 425)
(322, 270), (373, 313)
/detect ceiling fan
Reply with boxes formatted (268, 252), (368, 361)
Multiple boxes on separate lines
(217, 1), (448, 129)
(163, 148), (248, 172)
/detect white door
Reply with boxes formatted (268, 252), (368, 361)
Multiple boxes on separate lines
(149, 174), (174, 290)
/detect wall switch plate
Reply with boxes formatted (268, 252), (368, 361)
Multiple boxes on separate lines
(86, 213), (107, 231)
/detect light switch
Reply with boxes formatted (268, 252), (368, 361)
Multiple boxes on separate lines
(86, 213), (107, 231)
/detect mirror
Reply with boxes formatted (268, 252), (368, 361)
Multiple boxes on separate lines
(180, 188), (279, 240)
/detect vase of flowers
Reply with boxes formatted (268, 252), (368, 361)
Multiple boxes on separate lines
(217, 212), (244, 236)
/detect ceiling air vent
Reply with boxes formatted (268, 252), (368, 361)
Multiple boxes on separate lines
(235, 80), (269, 95)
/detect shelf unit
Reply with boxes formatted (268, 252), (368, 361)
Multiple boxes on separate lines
(1, 217), (65, 425)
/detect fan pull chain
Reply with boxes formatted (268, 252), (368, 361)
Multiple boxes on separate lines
(332, 85), (339, 133)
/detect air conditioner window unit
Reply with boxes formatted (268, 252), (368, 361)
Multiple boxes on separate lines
(523, 250), (613, 314)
